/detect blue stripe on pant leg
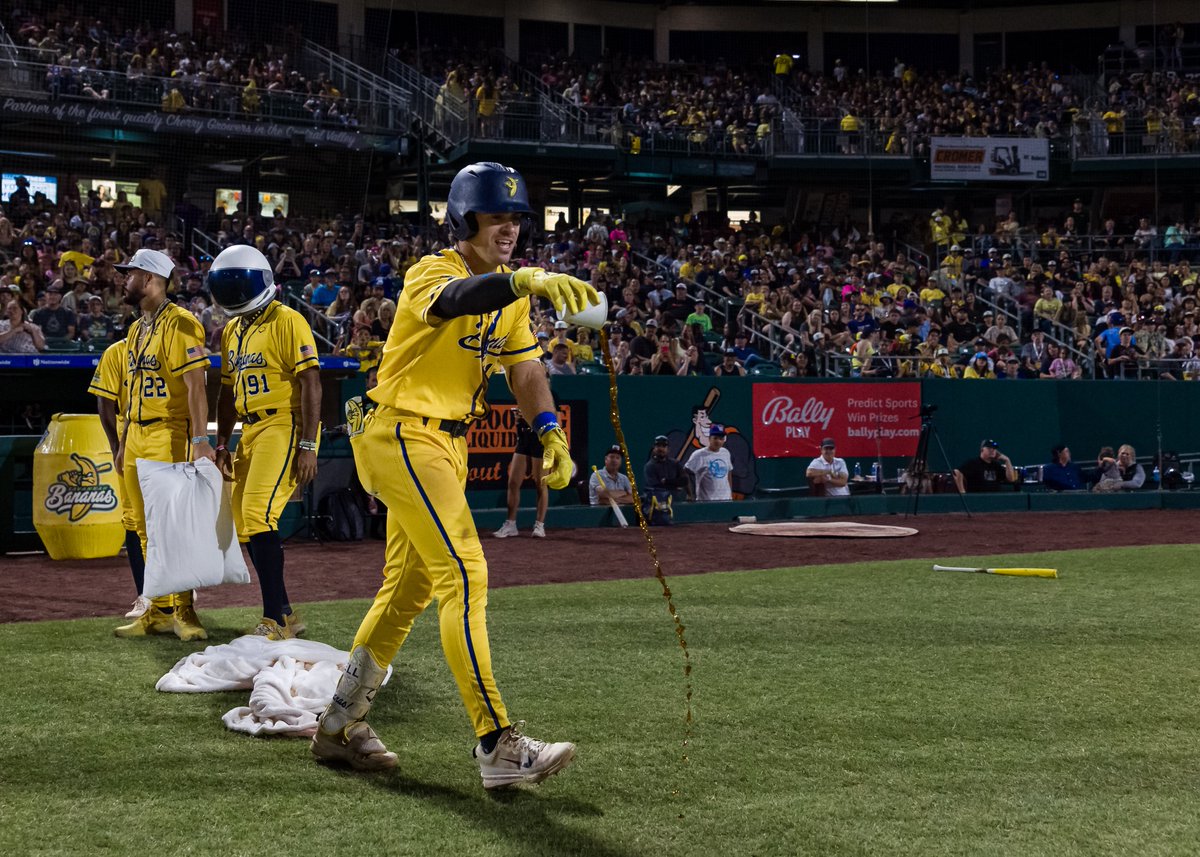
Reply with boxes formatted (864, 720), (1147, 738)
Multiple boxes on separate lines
(396, 424), (501, 730)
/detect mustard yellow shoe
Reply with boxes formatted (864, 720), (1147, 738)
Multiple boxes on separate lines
(172, 600), (208, 642)
(250, 617), (294, 641)
(283, 610), (307, 638)
(114, 605), (173, 638)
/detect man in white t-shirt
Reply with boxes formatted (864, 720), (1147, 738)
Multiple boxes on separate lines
(685, 424), (734, 501)
(589, 445), (635, 506)
(806, 437), (850, 496)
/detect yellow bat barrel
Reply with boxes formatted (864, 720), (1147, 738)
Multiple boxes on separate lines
(992, 568), (1058, 578)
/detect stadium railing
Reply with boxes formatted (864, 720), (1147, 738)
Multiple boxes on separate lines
(1070, 126), (1200, 159)
(1, 47), (397, 132)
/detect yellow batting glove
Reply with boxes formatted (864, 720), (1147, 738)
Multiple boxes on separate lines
(540, 426), (573, 490)
(512, 267), (600, 318)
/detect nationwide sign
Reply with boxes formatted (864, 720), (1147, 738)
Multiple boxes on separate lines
(752, 382), (922, 458)
(0, 96), (383, 151)
(930, 136), (1049, 182)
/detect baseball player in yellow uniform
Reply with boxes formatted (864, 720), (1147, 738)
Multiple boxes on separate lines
(111, 249), (213, 642)
(311, 162), (597, 790)
(90, 337), (157, 622)
(208, 245), (322, 640)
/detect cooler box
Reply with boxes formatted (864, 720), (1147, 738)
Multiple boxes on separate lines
(33, 414), (125, 560)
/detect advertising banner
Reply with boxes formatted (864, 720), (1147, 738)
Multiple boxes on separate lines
(930, 136), (1049, 182)
(0, 96), (380, 151)
(752, 383), (922, 459)
(464, 402), (585, 492)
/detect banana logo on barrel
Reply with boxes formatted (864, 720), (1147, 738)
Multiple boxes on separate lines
(44, 453), (118, 522)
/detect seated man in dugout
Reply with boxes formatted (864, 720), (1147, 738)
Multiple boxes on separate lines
(1093, 444), (1146, 492)
(953, 438), (1018, 493)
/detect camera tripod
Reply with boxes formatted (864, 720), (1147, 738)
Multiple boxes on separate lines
(905, 406), (971, 517)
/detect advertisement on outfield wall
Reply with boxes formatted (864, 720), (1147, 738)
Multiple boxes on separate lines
(930, 136), (1049, 182)
(464, 402), (586, 492)
(752, 383), (922, 459)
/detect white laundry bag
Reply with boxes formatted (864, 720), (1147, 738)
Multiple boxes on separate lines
(137, 457), (250, 598)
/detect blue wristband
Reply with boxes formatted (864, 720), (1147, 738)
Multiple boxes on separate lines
(532, 411), (559, 437)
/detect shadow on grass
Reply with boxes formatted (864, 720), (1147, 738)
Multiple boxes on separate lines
(316, 765), (637, 857)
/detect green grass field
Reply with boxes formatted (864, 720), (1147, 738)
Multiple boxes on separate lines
(4, 545), (1200, 857)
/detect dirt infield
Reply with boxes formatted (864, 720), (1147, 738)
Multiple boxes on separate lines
(1, 509), (1195, 624)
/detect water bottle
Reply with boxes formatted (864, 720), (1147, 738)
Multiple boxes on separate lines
(854, 462), (862, 479)
(871, 462), (881, 482)
(1153, 465), (1161, 485)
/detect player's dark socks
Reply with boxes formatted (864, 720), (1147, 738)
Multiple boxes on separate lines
(248, 531), (287, 624)
(125, 530), (145, 594)
(478, 727), (505, 755)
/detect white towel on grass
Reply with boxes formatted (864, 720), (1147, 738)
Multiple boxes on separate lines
(156, 635), (391, 737)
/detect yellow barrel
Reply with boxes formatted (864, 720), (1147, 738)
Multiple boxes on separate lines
(33, 414), (125, 560)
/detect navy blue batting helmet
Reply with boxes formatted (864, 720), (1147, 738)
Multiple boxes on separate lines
(446, 162), (533, 241)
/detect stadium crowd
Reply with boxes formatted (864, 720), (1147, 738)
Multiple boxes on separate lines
(2, 179), (1199, 383)
(414, 47), (1200, 154)
(7, 7), (360, 125)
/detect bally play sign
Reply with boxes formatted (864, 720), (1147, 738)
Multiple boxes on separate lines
(752, 383), (922, 458)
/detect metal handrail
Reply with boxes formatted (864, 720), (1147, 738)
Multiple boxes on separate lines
(0, 51), (392, 131)
(294, 40), (411, 133)
(381, 51), (466, 151)
(1070, 124), (1200, 159)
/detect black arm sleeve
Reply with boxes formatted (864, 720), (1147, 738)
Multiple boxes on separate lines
(432, 272), (517, 318)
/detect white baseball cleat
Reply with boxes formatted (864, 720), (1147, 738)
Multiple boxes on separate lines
(473, 721), (576, 790)
(493, 520), (519, 538)
(125, 595), (152, 619)
(531, 522), (546, 538)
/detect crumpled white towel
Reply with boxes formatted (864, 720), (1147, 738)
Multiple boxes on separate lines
(156, 635), (391, 737)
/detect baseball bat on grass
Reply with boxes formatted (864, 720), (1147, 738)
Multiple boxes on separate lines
(933, 564), (1058, 579)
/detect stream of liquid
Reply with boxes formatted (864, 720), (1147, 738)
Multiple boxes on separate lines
(598, 329), (693, 761)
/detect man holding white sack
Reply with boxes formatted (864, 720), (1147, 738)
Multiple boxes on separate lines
(112, 249), (214, 642)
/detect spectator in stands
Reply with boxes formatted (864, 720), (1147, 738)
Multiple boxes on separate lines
(31, 285), (75, 339)
(954, 439), (1017, 493)
(589, 445), (635, 508)
(685, 299), (712, 334)
(1106, 327), (1143, 379)
(713, 348), (746, 377)
(963, 351), (996, 379)
(0, 298), (44, 353)
(338, 324), (383, 375)
(547, 342), (575, 376)
(310, 270), (337, 309)
(77, 294), (114, 343)
(1094, 444), (1146, 491)
(1042, 445), (1085, 491)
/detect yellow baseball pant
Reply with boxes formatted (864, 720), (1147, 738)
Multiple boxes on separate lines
(122, 417), (192, 608)
(231, 413), (312, 539)
(122, 418), (190, 553)
(351, 408), (509, 738)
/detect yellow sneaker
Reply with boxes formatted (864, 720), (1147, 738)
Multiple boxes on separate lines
(251, 617), (293, 641)
(114, 605), (173, 638)
(283, 610), (306, 638)
(172, 596), (208, 642)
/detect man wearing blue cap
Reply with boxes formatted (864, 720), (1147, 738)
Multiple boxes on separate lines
(685, 424), (734, 501)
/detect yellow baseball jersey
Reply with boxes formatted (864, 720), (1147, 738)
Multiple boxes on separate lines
(88, 340), (128, 415)
(123, 303), (208, 423)
(220, 302), (319, 416)
(370, 250), (540, 422)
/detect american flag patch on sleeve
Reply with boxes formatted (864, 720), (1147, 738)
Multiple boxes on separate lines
(186, 345), (203, 358)
(300, 344), (315, 356)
